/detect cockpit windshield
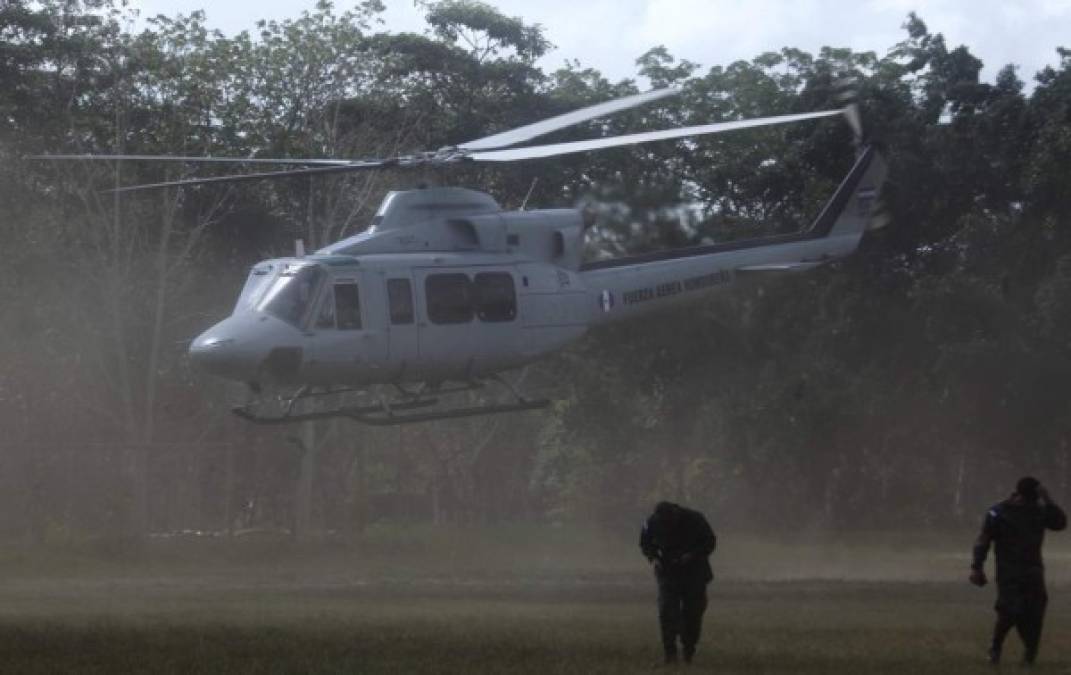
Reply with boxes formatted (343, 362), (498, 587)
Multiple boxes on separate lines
(256, 264), (324, 327)
(234, 263), (274, 313)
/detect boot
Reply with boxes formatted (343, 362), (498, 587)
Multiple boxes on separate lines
(987, 646), (1000, 665)
(663, 647), (679, 666)
(682, 645), (695, 664)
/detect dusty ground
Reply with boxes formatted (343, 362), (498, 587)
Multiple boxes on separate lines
(0, 530), (1068, 673)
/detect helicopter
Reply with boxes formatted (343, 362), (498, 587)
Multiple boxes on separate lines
(37, 87), (887, 425)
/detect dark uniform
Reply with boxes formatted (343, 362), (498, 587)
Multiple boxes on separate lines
(972, 485), (1066, 664)
(640, 502), (717, 664)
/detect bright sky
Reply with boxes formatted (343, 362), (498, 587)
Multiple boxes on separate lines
(128, 0), (1070, 85)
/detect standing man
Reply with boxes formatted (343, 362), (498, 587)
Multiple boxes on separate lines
(970, 476), (1067, 665)
(640, 501), (717, 665)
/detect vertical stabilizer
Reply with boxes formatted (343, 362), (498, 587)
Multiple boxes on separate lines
(805, 146), (887, 240)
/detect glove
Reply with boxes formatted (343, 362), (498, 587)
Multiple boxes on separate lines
(969, 569), (987, 587)
(1038, 485), (1051, 504)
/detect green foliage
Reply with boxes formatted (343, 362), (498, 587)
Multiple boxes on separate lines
(2, 2), (1071, 539)
(423, 0), (550, 62)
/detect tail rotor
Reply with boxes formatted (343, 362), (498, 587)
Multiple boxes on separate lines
(834, 77), (865, 147)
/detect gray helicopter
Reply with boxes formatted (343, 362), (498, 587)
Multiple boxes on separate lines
(40, 88), (887, 424)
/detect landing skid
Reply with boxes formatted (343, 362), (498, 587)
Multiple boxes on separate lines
(231, 377), (550, 425)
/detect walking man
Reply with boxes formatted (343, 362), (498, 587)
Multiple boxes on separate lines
(640, 501), (717, 665)
(971, 476), (1067, 665)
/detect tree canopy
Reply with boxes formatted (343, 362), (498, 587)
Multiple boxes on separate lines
(2, 2), (1070, 541)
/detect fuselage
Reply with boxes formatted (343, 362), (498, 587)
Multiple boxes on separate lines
(189, 148), (887, 388)
(189, 251), (591, 385)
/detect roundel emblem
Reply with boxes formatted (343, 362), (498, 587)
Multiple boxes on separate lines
(599, 289), (614, 313)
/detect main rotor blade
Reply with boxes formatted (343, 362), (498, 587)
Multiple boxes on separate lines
(458, 87), (680, 151)
(468, 108), (844, 162)
(30, 154), (354, 166)
(105, 159), (396, 193)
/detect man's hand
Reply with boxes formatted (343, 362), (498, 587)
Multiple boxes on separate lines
(970, 569), (988, 587)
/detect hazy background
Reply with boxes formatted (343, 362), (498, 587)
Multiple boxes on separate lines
(3, 2), (1071, 671)
(2, 0), (1071, 615)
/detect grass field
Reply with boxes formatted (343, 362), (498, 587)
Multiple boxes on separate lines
(0, 530), (1069, 673)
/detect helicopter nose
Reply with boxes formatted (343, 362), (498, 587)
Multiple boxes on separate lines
(189, 332), (235, 375)
(189, 325), (253, 380)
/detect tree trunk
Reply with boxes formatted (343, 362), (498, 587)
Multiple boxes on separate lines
(431, 470), (443, 526)
(953, 451), (967, 521)
(223, 442), (235, 536)
(294, 421), (318, 540)
(344, 435), (368, 538)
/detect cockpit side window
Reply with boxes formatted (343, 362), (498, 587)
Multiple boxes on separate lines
(257, 265), (324, 327)
(334, 282), (362, 330)
(316, 286), (336, 329)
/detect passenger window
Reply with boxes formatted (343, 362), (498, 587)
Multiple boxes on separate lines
(315, 286), (335, 329)
(474, 272), (517, 322)
(426, 273), (473, 324)
(334, 282), (362, 330)
(387, 278), (414, 325)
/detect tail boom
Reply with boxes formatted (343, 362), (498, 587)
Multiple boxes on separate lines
(581, 146), (886, 325)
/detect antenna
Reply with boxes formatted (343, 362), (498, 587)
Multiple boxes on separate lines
(520, 178), (538, 210)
